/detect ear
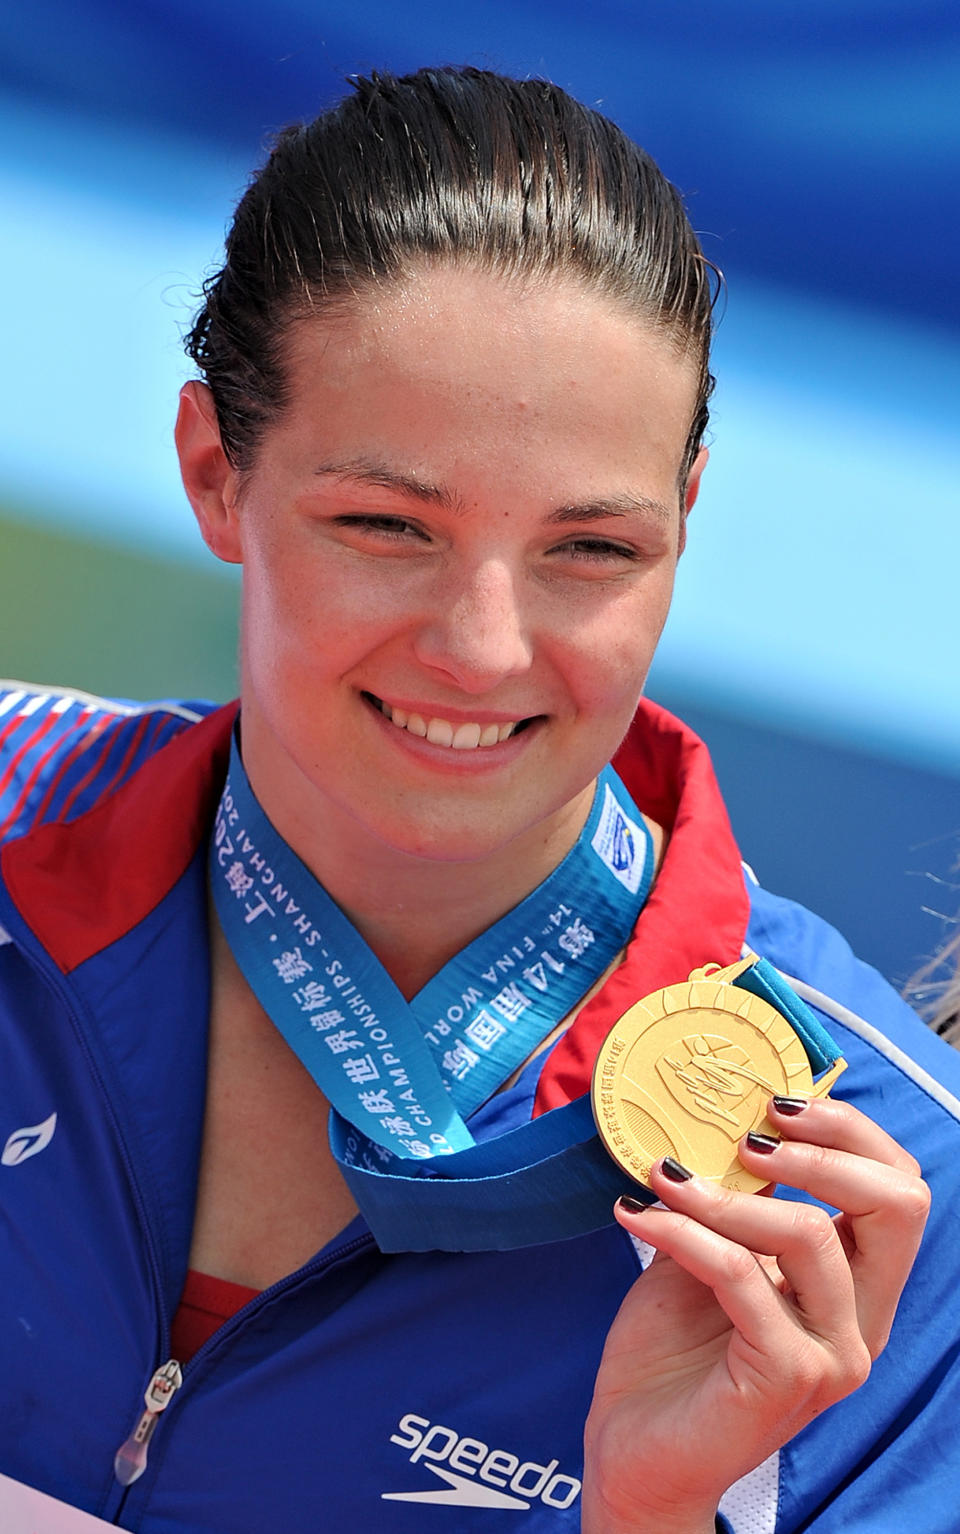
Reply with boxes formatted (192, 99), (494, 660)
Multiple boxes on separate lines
(677, 446), (708, 557)
(175, 381), (244, 564)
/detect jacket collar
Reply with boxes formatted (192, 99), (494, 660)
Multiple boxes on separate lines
(536, 703), (750, 1111)
(1, 698), (749, 1104)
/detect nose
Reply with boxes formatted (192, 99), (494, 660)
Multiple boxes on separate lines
(414, 558), (534, 694)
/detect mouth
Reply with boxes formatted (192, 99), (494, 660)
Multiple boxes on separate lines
(363, 693), (539, 751)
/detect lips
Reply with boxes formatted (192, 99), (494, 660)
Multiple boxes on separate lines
(365, 694), (534, 750)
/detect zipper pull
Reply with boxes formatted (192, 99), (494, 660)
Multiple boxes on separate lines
(113, 1359), (183, 1486)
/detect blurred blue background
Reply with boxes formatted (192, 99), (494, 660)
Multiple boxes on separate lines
(1, 1), (957, 991)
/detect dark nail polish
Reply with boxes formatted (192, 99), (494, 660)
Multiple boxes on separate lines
(772, 1095), (809, 1115)
(744, 1131), (781, 1154)
(661, 1156), (693, 1182)
(617, 1194), (648, 1215)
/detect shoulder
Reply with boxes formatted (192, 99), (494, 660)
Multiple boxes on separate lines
(0, 680), (218, 847)
(747, 874), (960, 1150)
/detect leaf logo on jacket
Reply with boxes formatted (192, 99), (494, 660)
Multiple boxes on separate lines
(2, 1112), (57, 1166)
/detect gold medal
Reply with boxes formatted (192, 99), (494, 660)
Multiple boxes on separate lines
(591, 954), (847, 1192)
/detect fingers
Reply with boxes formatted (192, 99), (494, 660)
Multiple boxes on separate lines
(614, 1191), (815, 1347)
(741, 1099), (930, 1353)
(767, 1094), (921, 1178)
(615, 1094), (929, 1367)
(617, 1166), (862, 1361)
(614, 1189), (871, 1419)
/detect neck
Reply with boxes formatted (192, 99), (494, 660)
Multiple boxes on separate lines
(326, 853), (580, 998)
(240, 743), (598, 1000)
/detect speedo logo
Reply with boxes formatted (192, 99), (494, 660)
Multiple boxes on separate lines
(382, 1413), (581, 1511)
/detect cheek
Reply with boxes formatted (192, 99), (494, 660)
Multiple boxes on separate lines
(240, 556), (303, 672)
(559, 583), (673, 712)
(240, 542), (380, 668)
(571, 651), (653, 736)
(239, 551), (338, 712)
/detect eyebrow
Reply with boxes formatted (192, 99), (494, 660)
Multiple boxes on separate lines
(546, 495), (673, 526)
(314, 459), (672, 525)
(314, 459), (462, 512)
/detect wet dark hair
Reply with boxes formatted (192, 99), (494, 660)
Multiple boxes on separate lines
(185, 66), (718, 482)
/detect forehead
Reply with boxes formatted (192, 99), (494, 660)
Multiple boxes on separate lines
(273, 265), (698, 492)
(288, 264), (693, 391)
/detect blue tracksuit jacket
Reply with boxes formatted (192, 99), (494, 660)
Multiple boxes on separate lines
(2, 681), (960, 1532)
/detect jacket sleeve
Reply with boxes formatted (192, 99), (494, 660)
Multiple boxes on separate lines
(733, 880), (960, 1532)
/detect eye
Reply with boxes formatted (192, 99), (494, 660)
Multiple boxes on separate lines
(333, 514), (431, 544)
(554, 537), (640, 564)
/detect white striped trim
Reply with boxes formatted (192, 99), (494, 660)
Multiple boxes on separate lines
(0, 680), (204, 726)
(0, 924), (12, 947)
(719, 1450), (780, 1534)
(739, 940), (960, 1121)
(779, 971), (960, 1124)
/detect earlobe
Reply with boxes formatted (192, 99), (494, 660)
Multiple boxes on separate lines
(678, 446), (708, 557)
(175, 381), (244, 564)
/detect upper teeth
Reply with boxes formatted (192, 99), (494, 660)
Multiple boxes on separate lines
(381, 702), (519, 749)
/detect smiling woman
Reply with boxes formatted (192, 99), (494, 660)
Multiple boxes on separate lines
(0, 65), (958, 1534)
(177, 267), (700, 966)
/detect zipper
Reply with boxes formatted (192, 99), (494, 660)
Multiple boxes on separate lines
(113, 1360), (184, 1486)
(106, 1228), (375, 1512)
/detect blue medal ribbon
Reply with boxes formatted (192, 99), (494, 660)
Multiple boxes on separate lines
(211, 731), (654, 1163)
(210, 731), (842, 1252)
(329, 961), (842, 1252)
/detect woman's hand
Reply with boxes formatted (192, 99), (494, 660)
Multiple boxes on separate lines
(581, 1096), (930, 1534)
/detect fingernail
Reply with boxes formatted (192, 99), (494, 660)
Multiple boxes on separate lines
(660, 1156), (693, 1182)
(744, 1131), (781, 1154)
(771, 1095), (809, 1115)
(617, 1194), (648, 1215)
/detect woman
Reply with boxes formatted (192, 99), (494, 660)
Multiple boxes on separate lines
(1, 67), (957, 1533)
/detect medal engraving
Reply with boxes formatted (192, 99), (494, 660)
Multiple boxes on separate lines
(592, 961), (847, 1192)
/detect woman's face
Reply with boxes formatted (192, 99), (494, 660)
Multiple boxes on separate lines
(185, 265), (705, 866)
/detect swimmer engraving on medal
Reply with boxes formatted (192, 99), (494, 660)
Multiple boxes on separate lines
(654, 1033), (780, 1137)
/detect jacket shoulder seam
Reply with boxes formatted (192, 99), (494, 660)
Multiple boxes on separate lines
(780, 969), (960, 1125)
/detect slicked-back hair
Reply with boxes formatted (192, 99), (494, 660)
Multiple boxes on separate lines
(185, 66), (718, 480)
